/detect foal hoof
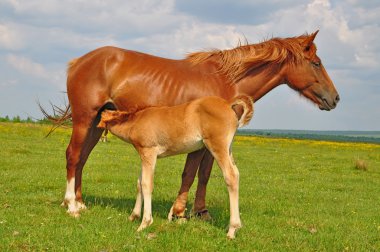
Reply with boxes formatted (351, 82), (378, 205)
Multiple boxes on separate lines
(175, 217), (188, 224)
(67, 210), (80, 218)
(170, 215), (189, 224)
(137, 219), (153, 232)
(227, 224), (242, 239)
(227, 231), (236, 239)
(193, 209), (212, 221)
(167, 206), (174, 221)
(128, 213), (140, 221)
(168, 206), (188, 222)
(77, 201), (87, 211)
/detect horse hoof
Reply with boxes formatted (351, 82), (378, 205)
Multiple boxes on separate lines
(193, 209), (212, 221)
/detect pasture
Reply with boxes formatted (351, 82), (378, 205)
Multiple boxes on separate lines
(1, 123), (379, 251)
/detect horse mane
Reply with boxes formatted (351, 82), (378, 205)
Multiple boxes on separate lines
(186, 34), (316, 82)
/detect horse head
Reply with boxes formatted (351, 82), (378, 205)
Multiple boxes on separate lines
(284, 30), (340, 111)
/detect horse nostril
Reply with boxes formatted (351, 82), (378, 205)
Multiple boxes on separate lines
(335, 95), (340, 102)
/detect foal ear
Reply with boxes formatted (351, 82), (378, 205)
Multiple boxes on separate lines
(302, 30), (319, 51)
(97, 119), (107, 129)
(97, 110), (115, 128)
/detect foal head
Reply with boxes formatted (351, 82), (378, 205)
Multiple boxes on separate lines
(283, 31), (340, 111)
(97, 110), (129, 129)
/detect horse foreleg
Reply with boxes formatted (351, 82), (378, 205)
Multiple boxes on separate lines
(193, 150), (214, 220)
(168, 149), (206, 221)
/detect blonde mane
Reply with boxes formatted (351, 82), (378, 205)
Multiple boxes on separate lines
(186, 34), (316, 82)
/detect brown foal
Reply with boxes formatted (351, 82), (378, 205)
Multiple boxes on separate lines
(97, 95), (254, 239)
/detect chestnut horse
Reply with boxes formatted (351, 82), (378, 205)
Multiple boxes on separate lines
(97, 95), (254, 238)
(55, 30), (339, 217)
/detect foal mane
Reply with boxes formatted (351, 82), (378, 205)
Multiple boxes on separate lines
(186, 34), (316, 82)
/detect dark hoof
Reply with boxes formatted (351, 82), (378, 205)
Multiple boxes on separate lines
(171, 215), (189, 221)
(193, 209), (212, 221)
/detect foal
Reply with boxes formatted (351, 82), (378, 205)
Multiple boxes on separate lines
(97, 95), (254, 239)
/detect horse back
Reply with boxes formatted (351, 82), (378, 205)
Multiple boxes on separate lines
(66, 46), (236, 121)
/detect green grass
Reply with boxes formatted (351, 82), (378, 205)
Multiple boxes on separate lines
(1, 123), (380, 251)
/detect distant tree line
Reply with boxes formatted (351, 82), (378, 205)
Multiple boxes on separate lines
(0, 116), (51, 124)
(237, 129), (380, 144)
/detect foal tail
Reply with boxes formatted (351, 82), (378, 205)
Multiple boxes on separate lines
(230, 95), (254, 128)
(97, 110), (130, 129)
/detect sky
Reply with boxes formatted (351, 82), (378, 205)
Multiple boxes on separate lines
(0, 0), (379, 130)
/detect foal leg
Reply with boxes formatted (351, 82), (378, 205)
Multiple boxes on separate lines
(137, 148), (157, 232)
(129, 174), (142, 221)
(168, 149), (206, 220)
(205, 140), (241, 239)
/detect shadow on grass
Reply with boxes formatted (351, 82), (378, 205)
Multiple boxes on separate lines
(82, 194), (228, 230)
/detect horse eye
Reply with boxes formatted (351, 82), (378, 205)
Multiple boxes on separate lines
(312, 61), (321, 67)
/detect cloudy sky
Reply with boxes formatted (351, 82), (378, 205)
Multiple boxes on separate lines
(0, 0), (379, 130)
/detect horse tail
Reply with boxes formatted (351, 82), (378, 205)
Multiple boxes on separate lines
(37, 100), (72, 137)
(37, 57), (80, 137)
(230, 95), (254, 128)
(97, 110), (130, 129)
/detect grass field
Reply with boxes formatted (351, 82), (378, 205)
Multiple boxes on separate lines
(1, 123), (379, 251)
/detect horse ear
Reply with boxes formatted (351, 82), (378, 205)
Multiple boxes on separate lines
(302, 30), (319, 51)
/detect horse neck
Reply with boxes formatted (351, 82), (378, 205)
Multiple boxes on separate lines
(236, 64), (285, 101)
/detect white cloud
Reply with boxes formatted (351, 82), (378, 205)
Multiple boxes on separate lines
(0, 23), (23, 50)
(0, 0), (379, 129)
(2, 0), (184, 36)
(6, 54), (48, 78)
(127, 22), (242, 58)
(4, 0), (175, 15)
(0, 79), (18, 88)
(6, 54), (65, 88)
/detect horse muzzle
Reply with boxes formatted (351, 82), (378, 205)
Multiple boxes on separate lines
(318, 94), (340, 111)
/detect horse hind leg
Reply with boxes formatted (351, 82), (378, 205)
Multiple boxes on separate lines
(63, 103), (115, 216)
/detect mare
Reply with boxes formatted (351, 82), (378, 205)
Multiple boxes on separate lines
(97, 95), (254, 238)
(50, 30), (339, 217)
